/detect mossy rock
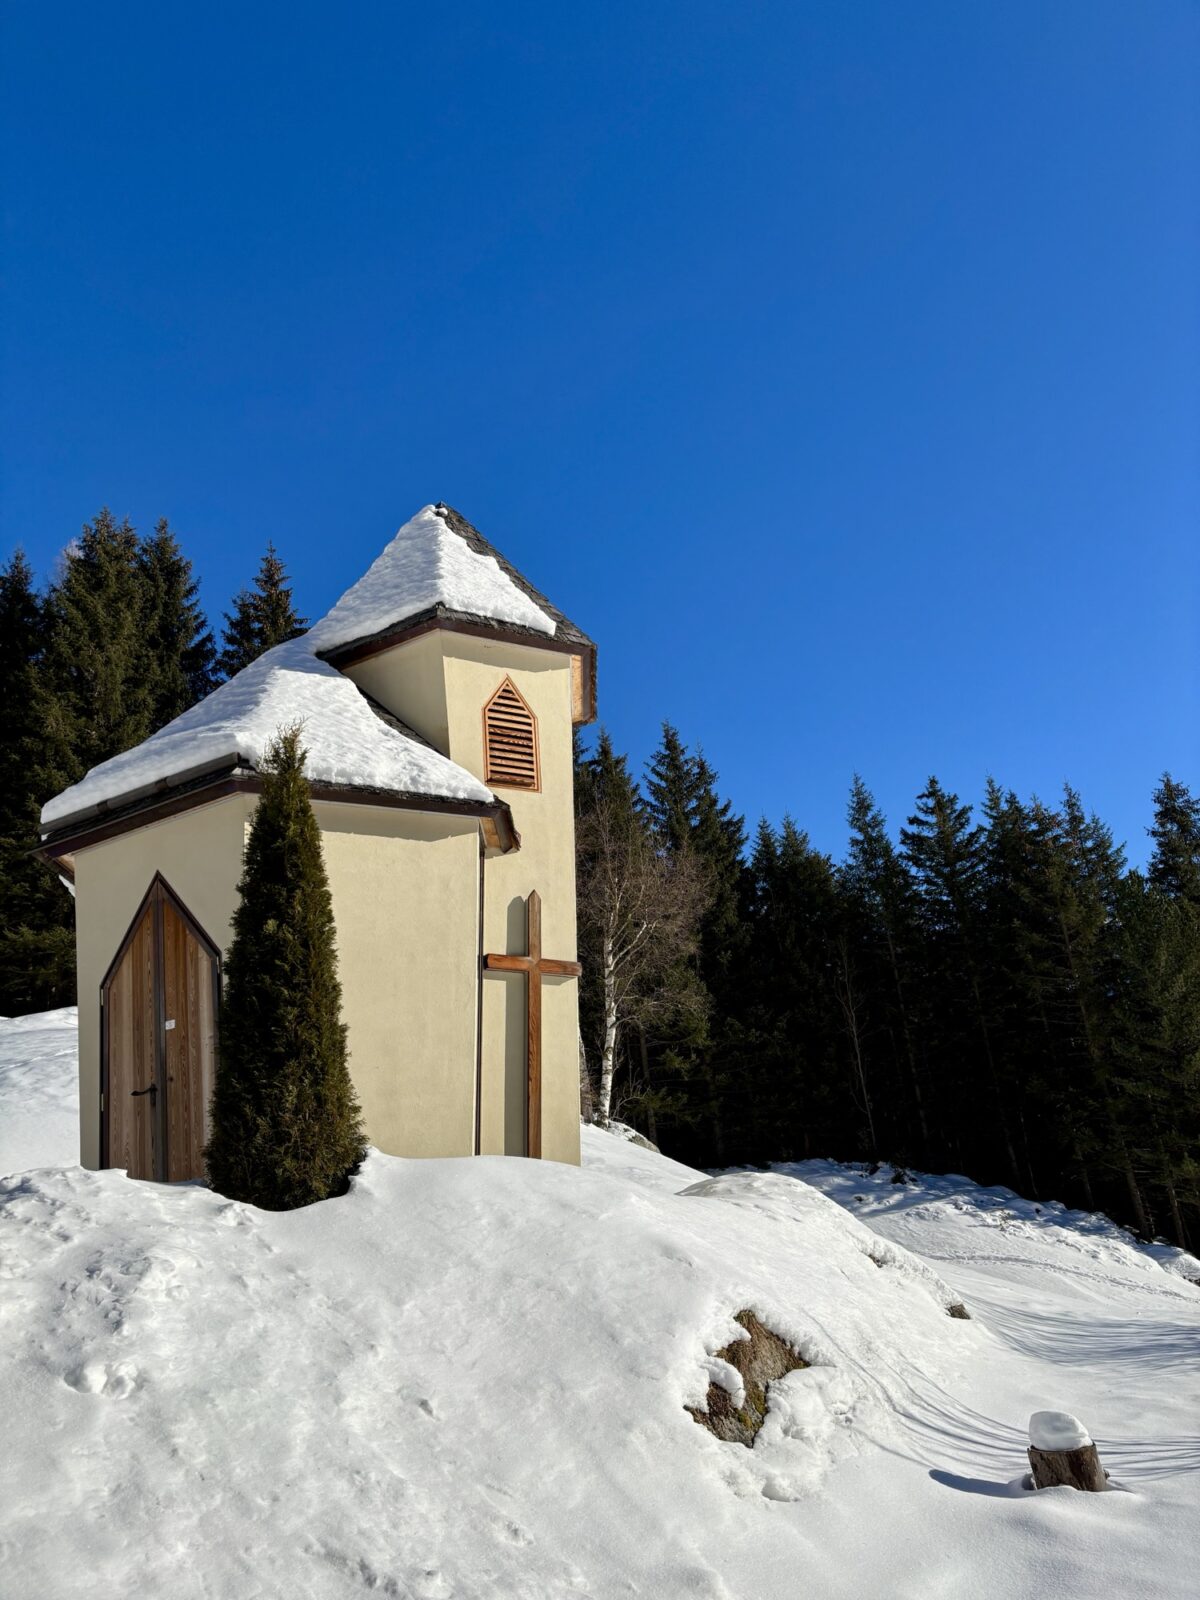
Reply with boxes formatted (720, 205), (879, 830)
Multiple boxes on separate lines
(687, 1311), (808, 1448)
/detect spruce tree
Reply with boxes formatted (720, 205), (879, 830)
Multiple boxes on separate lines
(205, 726), (364, 1208)
(742, 818), (844, 1160)
(641, 726), (748, 1163)
(1020, 790), (1142, 1224)
(685, 751), (750, 1162)
(34, 509), (153, 801)
(901, 778), (1019, 1183)
(0, 552), (75, 1011)
(138, 518), (217, 728)
(640, 725), (713, 1135)
(840, 777), (928, 1160)
(1104, 873), (1200, 1246)
(0, 551), (45, 842)
(690, 753), (750, 1003)
(976, 779), (1042, 1194)
(1148, 775), (1200, 905)
(645, 723), (700, 852)
(218, 543), (307, 677)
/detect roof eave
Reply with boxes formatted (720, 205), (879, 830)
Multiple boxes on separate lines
(320, 609), (598, 725)
(38, 771), (520, 864)
(40, 753), (250, 842)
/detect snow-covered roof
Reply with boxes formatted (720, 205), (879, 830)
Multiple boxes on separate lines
(315, 502), (593, 659)
(40, 636), (493, 832)
(312, 504), (557, 653)
(41, 501), (590, 836)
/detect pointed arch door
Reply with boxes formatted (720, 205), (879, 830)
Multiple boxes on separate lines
(101, 876), (220, 1182)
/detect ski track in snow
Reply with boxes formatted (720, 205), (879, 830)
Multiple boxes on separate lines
(1, 1010), (1198, 1599)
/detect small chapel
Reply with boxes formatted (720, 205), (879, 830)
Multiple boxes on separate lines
(38, 504), (596, 1181)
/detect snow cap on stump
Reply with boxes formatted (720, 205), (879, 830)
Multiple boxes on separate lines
(1027, 1410), (1106, 1492)
(1029, 1411), (1092, 1451)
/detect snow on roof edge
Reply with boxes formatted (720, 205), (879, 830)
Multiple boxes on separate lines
(40, 503), (572, 832)
(309, 504), (556, 655)
(41, 638), (494, 831)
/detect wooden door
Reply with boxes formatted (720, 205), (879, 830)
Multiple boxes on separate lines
(101, 877), (219, 1183)
(103, 902), (159, 1180)
(161, 895), (217, 1181)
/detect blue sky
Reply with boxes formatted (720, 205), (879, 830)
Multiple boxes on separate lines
(2, 3), (1196, 863)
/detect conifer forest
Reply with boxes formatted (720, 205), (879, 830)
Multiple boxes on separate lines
(4, 514), (1198, 1249)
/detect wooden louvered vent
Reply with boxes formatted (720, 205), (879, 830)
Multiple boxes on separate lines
(483, 677), (540, 790)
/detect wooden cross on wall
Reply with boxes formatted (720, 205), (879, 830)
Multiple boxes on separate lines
(484, 890), (581, 1158)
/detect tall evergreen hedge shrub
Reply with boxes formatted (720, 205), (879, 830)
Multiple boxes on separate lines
(206, 725), (364, 1208)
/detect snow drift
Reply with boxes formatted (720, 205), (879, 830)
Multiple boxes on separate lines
(0, 1139), (967, 1597)
(2, 1012), (1198, 1599)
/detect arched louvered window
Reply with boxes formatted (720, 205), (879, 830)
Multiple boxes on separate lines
(483, 676), (540, 790)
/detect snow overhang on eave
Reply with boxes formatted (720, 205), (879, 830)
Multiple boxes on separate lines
(40, 753), (250, 841)
(37, 767), (521, 867)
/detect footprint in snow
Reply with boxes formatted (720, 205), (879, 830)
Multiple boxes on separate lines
(64, 1358), (140, 1397)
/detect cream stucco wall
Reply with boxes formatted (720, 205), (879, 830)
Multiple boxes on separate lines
(345, 632), (582, 1165)
(314, 801), (481, 1159)
(73, 793), (485, 1169)
(349, 630), (450, 752)
(72, 624), (583, 1175)
(71, 792), (256, 1169)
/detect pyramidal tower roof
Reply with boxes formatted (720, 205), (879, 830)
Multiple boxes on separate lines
(40, 503), (589, 840)
(312, 502), (592, 660)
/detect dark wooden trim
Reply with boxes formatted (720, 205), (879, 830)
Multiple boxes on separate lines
(322, 614), (598, 724)
(474, 841), (486, 1158)
(99, 871), (222, 995)
(99, 876), (162, 993)
(41, 753), (253, 839)
(322, 612), (584, 666)
(50, 853), (75, 884)
(44, 776), (247, 864)
(152, 887), (167, 1181)
(100, 877), (160, 1177)
(99, 970), (110, 1169)
(41, 773), (519, 864)
(305, 780), (504, 822)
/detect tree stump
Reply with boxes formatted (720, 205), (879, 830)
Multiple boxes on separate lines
(1027, 1411), (1106, 1491)
(1028, 1444), (1107, 1491)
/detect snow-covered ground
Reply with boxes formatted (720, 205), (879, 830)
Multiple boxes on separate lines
(2, 1012), (1198, 1598)
(0, 1007), (79, 1171)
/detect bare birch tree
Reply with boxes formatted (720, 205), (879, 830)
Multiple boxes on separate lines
(576, 746), (710, 1126)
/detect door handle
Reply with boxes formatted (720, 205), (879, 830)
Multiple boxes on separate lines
(130, 1084), (157, 1101)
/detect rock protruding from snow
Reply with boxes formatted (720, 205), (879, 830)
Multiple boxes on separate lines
(687, 1310), (809, 1448)
(1029, 1410), (1092, 1451)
